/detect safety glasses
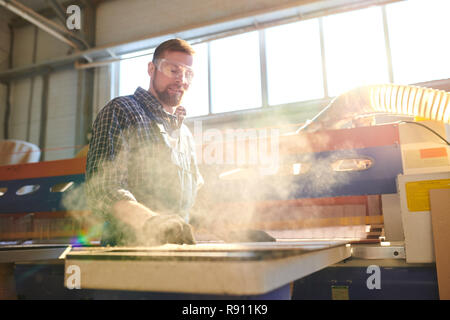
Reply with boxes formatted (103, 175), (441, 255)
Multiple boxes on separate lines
(156, 58), (194, 85)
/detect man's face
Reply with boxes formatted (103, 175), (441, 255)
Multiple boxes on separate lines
(148, 51), (194, 107)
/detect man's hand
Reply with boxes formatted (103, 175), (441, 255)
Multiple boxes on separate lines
(113, 200), (195, 246)
(141, 214), (195, 246)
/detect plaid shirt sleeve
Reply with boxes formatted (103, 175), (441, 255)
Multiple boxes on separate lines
(85, 99), (137, 218)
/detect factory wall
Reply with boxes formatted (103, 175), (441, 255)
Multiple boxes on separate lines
(9, 76), (41, 146)
(6, 22), (78, 161)
(4, 15), (108, 161)
(92, 65), (114, 119)
(0, 86), (5, 140)
(0, 11), (8, 72)
(8, 25), (39, 147)
(0, 9), (10, 141)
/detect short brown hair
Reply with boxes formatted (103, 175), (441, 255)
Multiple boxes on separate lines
(152, 38), (195, 63)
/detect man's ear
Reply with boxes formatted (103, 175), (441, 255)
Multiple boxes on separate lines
(148, 61), (155, 77)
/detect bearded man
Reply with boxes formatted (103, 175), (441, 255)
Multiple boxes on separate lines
(86, 39), (203, 246)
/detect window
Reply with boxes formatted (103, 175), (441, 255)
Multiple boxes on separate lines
(323, 7), (389, 97)
(117, 1), (449, 118)
(119, 50), (152, 96)
(210, 31), (262, 113)
(265, 19), (324, 105)
(386, 0), (450, 84)
(179, 43), (209, 117)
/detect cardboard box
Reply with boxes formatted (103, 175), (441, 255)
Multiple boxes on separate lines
(398, 172), (450, 263)
(430, 189), (450, 300)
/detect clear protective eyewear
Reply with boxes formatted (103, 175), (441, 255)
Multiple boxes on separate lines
(156, 58), (194, 85)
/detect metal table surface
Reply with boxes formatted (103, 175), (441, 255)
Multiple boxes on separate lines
(0, 244), (72, 299)
(0, 244), (71, 263)
(64, 240), (351, 295)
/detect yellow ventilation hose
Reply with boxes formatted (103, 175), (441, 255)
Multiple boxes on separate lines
(369, 84), (449, 122)
(298, 84), (450, 132)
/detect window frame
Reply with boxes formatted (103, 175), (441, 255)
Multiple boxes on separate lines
(116, 1), (448, 120)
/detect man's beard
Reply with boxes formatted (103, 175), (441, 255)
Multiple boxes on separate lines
(152, 75), (184, 107)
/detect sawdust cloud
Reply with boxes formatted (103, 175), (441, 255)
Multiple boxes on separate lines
(60, 114), (363, 244)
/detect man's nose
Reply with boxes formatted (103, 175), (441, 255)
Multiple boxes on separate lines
(175, 71), (188, 85)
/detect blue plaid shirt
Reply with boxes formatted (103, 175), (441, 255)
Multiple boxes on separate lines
(86, 87), (203, 222)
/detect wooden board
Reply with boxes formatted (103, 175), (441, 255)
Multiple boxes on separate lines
(430, 189), (450, 300)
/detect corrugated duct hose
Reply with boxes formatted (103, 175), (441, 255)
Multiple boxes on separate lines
(297, 84), (450, 133)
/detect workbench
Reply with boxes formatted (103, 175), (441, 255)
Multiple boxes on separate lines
(62, 240), (351, 298)
(2, 241), (440, 299)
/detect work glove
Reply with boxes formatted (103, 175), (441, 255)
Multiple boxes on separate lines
(141, 214), (196, 246)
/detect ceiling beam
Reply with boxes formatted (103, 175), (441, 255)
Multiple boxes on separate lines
(0, 0), (82, 49)
(46, 0), (67, 25)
